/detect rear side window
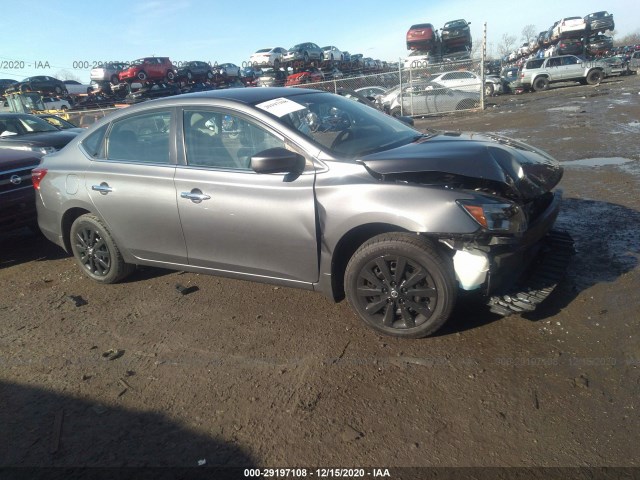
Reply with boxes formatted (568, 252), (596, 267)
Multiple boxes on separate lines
(81, 124), (108, 158)
(525, 59), (544, 69)
(106, 110), (172, 164)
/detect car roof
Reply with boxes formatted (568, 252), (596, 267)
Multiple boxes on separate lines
(121, 87), (322, 108)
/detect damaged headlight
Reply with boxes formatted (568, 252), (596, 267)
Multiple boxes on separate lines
(457, 199), (527, 234)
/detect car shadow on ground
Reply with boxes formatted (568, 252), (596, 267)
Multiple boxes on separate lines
(437, 197), (640, 335)
(0, 380), (257, 475)
(0, 228), (68, 270)
(0, 227), (175, 283)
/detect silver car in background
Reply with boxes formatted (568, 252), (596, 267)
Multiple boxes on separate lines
(34, 88), (571, 338)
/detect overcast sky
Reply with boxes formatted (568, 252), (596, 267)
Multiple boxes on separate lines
(1, 0), (638, 80)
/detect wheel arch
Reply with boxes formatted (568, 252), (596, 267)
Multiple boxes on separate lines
(61, 207), (92, 253)
(324, 223), (412, 302)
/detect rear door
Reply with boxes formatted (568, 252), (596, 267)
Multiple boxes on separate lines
(85, 108), (187, 264)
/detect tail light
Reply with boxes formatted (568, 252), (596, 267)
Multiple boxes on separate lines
(31, 168), (47, 190)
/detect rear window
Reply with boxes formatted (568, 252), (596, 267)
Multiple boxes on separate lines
(525, 59), (545, 69)
(410, 24), (432, 29)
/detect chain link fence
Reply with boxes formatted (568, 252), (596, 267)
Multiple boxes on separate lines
(297, 55), (485, 118)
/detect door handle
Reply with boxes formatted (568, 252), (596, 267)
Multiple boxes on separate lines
(180, 190), (211, 203)
(92, 183), (112, 195)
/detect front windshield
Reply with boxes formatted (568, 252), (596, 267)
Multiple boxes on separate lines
(253, 92), (423, 159)
(445, 20), (467, 28)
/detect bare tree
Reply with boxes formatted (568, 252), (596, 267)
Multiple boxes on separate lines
(521, 24), (537, 44)
(54, 69), (81, 82)
(615, 30), (640, 46)
(497, 33), (517, 57)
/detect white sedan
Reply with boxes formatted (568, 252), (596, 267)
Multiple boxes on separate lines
(42, 96), (71, 110)
(429, 70), (502, 96)
(322, 46), (344, 62)
(249, 47), (287, 68)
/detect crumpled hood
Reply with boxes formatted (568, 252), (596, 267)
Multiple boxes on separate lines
(358, 131), (563, 201)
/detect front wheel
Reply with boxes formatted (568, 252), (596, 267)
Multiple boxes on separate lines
(345, 233), (457, 338)
(70, 214), (134, 284)
(586, 69), (603, 85)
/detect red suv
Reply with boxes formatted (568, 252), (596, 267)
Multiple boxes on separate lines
(118, 57), (176, 83)
(406, 23), (436, 50)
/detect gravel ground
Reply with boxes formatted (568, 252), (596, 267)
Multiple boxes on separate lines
(1, 74), (639, 474)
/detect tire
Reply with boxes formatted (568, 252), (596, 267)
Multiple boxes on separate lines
(532, 76), (549, 92)
(54, 85), (63, 94)
(166, 70), (175, 82)
(586, 69), (603, 85)
(303, 52), (310, 63)
(137, 71), (147, 81)
(186, 71), (193, 81)
(206, 70), (214, 79)
(345, 233), (457, 338)
(390, 107), (402, 117)
(111, 75), (120, 85)
(70, 214), (134, 284)
(273, 59), (280, 69)
(484, 83), (494, 97)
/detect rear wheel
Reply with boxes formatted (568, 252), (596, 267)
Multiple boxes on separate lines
(70, 214), (134, 284)
(137, 71), (147, 81)
(111, 75), (120, 85)
(345, 233), (457, 338)
(54, 85), (63, 94)
(166, 70), (176, 82)
(586, 69), (603, 85)
(390, 107), (402, 117)
(532, 76), (549, 91)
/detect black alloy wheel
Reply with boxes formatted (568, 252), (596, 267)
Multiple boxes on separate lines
(345, 233), (456, 338)
(70, 214), (134, 284)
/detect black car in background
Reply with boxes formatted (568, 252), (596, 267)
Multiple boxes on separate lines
(440, 19), (472, 51)
(175, 61), (215, 82)
(0, 79), (18, 96)
(256, 69), (287, 87)
(587, 35), (614, 55)
(557, 38), (584, 56)
(69, 94), (116, 111)
(0, 113), (79, 154)
(585, 11), (615, 33)
(0, 148), (42, 233)
(5, 76), (68, 95)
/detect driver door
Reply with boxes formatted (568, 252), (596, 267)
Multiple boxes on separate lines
(174, 108), (318, 285)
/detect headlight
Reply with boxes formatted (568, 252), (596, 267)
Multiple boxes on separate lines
(457, 199), (527, 233)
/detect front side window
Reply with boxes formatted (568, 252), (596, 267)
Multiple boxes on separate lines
(183, 110), (285, 170)
(106, 110), (171, 163)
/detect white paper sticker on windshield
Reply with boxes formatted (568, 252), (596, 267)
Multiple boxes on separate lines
(256, 97), (306, 117)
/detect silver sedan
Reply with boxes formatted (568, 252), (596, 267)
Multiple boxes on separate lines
(34, 88), (569, 338)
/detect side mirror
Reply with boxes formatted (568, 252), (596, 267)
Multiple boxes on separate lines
(251, 147), (305, 174)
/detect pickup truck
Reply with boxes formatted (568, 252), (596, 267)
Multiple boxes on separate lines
(519, 54), (610, 91)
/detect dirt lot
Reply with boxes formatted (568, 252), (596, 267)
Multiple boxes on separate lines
(1, 75), (640, 475)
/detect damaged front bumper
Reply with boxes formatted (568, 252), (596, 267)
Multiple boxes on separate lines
(447, 190), (575, 316)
